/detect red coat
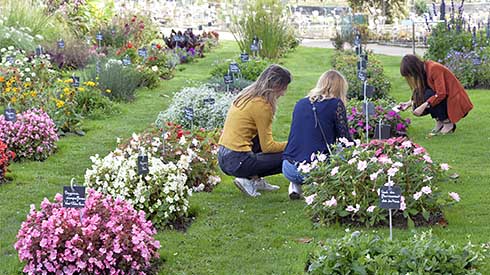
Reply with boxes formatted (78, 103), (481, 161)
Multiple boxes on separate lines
(425, 61), (473, 123)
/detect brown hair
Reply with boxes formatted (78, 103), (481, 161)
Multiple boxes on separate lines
(234, 64), (291, 114)
(400, 54), (428, 107)
(308, 70), (348, 104)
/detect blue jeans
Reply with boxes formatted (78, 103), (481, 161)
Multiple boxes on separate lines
(282, 159), (305, 185)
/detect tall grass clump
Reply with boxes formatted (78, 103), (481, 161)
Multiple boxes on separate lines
(230, 0), (298, 60)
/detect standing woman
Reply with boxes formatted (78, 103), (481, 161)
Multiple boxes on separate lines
(283, 70), (352, 199)
(399, 54), (473, 134)
(218, 64), (291, 197)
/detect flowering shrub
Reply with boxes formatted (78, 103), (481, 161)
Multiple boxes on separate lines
(156, 84), (235, 130)
(303, 137), (458, 227)
(14, 189), (161, 274)
(85, 135), (192, 228)
(0, 140), (15, 182)
(346, 99), (411, 139)
(443, 47), (490, 89)
(306, 231), (487, 274)
(0, 108), (58, 161)
(120, 125), (221, 192)
(331, 50), (391, 100)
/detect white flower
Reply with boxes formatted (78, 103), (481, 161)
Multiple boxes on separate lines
(421, 186), (432, 195)
(0, 48), (6, 53)
(304, 194), (317, 205)
(449, 192), (460, 202)
(24, 67), (30, 72)
(298, 162), (312, 173)
(317, 153), (327, 162)
(387, 167), (398, 177)
(413, 191), (422, 200)
(178, 136), (186, 145)
(25, 77), (31, 82)
(351, 191), (356, 196)
(370, 172), (378, 181)
(330, 166), (339, 176)
(392, 162), (403, 168)
(366, 206), (376, 213)
(348, 158), (357, 165)
(357, 160), (367, 171)
(7, 46), (14, 50)
(151, 65), (158, 72)
(423, 176), (433, 182)
(401, 140), (412, 148)
(346, 204), (360, 213)
(323, 196), (337, 207)
(440, 163), (450, 171)
(191, 138), (199, 147)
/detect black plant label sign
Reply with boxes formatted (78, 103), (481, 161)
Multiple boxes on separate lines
(198, 25), (203, 31)
(138, 48), (147, 58)
(35, 46), (43, 56)
(374, 124), (392, 140)
(58, 40), (65, 49)
(240, 53), (249, 62)
(250, 43), (259, 52)
(355, 46), (361, 55)
(379, 186), (401, 209)
(224, 74), (234, 84)
(358, 70), (367, 81)
(203, 98), (215, 105)
(72, 76), (80, 88)
(362, 102), (375, 117)
(63, 186), (86, 208)
(365, 85), (375, 98)
(6, 56), (14, 64)
(4, 107), (16, 122)
(123, 56), (131, 66)
(96, 33), (103, 41)
(137, 155), (149, 176)
(229, 62), (240, 74)
(357, 60), (367, 71)
(354, 35), (361, 46)
(184, 107), (194, 121)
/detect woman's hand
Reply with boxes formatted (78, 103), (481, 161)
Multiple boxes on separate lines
(413, 102), (429, 116)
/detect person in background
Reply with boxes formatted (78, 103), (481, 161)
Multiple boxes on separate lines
(218, 64), (291, 197)
(398, 54), (473, 134)
(283, 70), (352, 200)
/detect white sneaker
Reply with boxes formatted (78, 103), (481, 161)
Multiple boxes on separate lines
(288, 182), (302, 200)
(233, 178), (261, 197)
(255, 178), (280, 191)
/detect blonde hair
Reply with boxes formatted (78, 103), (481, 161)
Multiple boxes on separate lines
(234, 64), (291, 114)
(308, 70), (348, 104)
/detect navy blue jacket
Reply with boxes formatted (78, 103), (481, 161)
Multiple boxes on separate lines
(283, 97), (351, 163)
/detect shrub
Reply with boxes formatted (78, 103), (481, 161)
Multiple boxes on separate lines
(85, 135), (192, 228)
(0, 140), (15, 183)
(156, 84), (235, 130)
(207, 76), (254, 94)
(303, 137), (458, 227)
(331, 50), (391, 100)
(425, 23), (474, 62)
(230, 0), (297, 59)
(45, 36), (92, 70)
(209, 58), (270, 81)
(120, 125), (221, 192)
(443, 48), (490, 89)
(84, 59), (142, 102)
(306, 231), (486, 274)
(14, 189), (161, 274)
(0, 108), (58, 161)
(346, 99), (411, 140)
(73, 80), (116, 119)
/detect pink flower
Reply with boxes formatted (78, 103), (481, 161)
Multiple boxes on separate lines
(323, 196), (337, 207)
(449, 192), (460, 202)
(305, 194), (317, 205)
(366, 205), (376, 213)
(440, 163), (450, 171)
(421, 186), (432, 195)
(413, 191), (422, 200)
(401, 140), (412, 148)
(413, 146), (426, 155)
(400, 196), (406, 211)
(346, 204), (360, 213)
(370, 172), (378, 181)
(348, 158), (357, 165)
(330, 166), (339, 176)
(423, 155), (433, 163)
(387, 167), (399, 177)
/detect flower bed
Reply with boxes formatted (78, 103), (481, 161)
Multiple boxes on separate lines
(306, 231), (486, 274)
(85, 135), (192, 229)
(15, 189), (161, 274)
(0, 108), (58, 161)
(303, 137), (458, 227)
(120, 125), (221, 193)
(346, 99), (411, 139)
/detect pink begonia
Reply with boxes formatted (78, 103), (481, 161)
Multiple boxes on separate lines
(317, 153), (327, 162)
(366, 206), (376, 213)
(421, 186), (432, 195)
(298, 162), (312, 173)
(14, 189), (160, 274)
(440, 163), (450, 171)
(330, 166), (339, 176)
(423, 155), (433, 163)
(401, 140), (412, 148)
(413, 146), (425, 155)
(449, 192), (460, 202)
(387, 167), (399, 177)
(0, 109), (58, 160)
(346, 204), (360, 213)
(413, 191), (423, 200)
(357, 160), (368, 171)
(378, 154), (393, 164)
(400, 196), (406, 211)
(323, 196), (337, 207)
(305, 194), (317, 205)
(370, 172), (378, 181)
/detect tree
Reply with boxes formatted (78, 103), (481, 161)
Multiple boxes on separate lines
(348, 0), (408, 24)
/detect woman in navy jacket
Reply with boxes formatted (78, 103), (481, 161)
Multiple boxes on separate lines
(283, 70), (352, 199)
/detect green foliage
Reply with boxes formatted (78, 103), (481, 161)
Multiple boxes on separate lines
(425, 23), (473, 62)
(307, 231), (486, 274)
(331, 50), (391, 99)
(347, 0), (407, 24)
(209, 58), (270, 81)
(414, 0), (429, 16)
(230, 0), (298, 59)
(207, 76), (254, 94)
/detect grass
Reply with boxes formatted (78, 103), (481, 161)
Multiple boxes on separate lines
(1, 41), (490, 274)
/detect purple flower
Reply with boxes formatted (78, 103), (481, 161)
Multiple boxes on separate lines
(387, 110), (397, 117)
(396, 123), (406, 131)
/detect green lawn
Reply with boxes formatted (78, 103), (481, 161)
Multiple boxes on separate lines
(1, 41), (489, 274)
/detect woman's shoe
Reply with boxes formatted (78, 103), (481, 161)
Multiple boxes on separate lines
(440, 122), (456, 135)
(431, 119), (444, 133)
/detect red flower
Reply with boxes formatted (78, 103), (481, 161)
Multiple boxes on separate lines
(184, 131), (191, 136)
(156, 44), (162, 49)
(177, 129), (184, 138)
(166, 122), (173, 127)
(127, 42), (133, 49)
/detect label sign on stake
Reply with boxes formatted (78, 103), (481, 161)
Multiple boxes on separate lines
(229, 62), (240, 74)
(357, 60), (367, 71)
(374, 124), (392, 139)
(362, 102), (375, 117)
(35, 45), (43, 56)
(96, 32), (103, 41)
(365, 85), (375, 98)
(137, 155), (149, 175)
(4, 107), (17, 122)
(203, 98), (215, 105)
(123, 55), (131, 66)
(138, 48), (147, 58)
(355, 46), (361, 55)
(184, 107), (194, 121)
(63, 186), (86, 208)
(358, 70), (367, 81)
(224, 74), (234, 84)
(58, 39), (65, 49)
(71, 76), (80, 88)
(240, 53), (249, 62)
(6, 56), (14, 65)
(379, 185), (402, 209)
(354, 34), (361, 46)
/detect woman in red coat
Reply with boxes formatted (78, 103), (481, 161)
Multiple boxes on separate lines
(399, 54), (473, 134)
